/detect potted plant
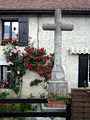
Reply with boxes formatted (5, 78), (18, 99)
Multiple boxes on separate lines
(48, 91), (71, 107)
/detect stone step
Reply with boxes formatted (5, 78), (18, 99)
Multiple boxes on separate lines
(41, 104), (66, 112)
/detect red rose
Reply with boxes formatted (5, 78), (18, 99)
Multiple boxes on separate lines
(29, 48), (32, 50)
(32, 47), (34, 49)
(9, 37), (11, 39)
(45, 67), (49, 69)
(38, 65), (43, 69)
(40, 48), (44, 54)
(24, 60), (27, 63)
(32, 51), (34, 53)
(24, 48), (27, 51)
(30, 82), (33, 86)
(37, 72), (43, 77)
(1, 40), (4, 43)
(0, 103), (2, 106)
(36, 62), (39, 65)
(48, 70), (51, 73)
(48, 63), (50, 66)
(26, 58), (30, 61)
(47, 76), (51, 79)
(44, 59), (47, 63)
(13, 105), (16, 108)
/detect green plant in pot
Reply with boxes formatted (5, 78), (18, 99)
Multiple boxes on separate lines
(48, 91), (71, 107)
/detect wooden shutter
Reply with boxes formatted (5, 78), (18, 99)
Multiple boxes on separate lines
(19, 18), (28, 46)
(78, 54), (88, 87)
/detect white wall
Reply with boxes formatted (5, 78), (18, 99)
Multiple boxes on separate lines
(1, 15), (90, 96)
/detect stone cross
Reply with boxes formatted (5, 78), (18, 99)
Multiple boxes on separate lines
(43, 9), (74, 81)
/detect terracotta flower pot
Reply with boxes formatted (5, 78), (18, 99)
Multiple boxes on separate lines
(48, 101), (66, 107)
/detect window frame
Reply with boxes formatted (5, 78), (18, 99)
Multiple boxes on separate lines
(2, 20), (18, 40)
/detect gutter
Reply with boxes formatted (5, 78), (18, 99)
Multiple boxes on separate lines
(0, 8), (90, 11)
(0, 8), (90, 14)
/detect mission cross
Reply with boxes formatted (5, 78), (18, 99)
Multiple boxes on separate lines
(43, 9), (74, 81)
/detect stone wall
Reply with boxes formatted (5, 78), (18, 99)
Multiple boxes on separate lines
(0, 14), (90, 96)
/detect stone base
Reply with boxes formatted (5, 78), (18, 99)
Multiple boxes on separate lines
(41, 103), (66, 112)
(48, 81), (68, 96)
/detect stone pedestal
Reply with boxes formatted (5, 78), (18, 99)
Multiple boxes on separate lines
(48, 81), (68, 96)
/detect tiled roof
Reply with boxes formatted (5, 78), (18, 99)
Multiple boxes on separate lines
(0, 0), (90, 9)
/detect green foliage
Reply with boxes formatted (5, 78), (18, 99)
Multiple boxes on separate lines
(0, 92), (9, 98)
(0, 103), (36, 112)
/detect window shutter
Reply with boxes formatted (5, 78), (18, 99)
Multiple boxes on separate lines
(19, 18), (28, 46)
(78, 54), (88, 87)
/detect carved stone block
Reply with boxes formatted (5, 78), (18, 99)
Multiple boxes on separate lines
(48, 81), (68, 96)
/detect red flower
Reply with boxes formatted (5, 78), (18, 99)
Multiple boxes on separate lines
(0, 103), (2, 106)
(32, 64), (35, 67)
(24, 60), (27, 63)
(50, 67), (52, 70)
(37, 68), (40, 71)
(36, 62), (39, 65)
(30, 82), (33, 86)
(48, 63), (50, 66)
(24, 48), (27, 51)
(32, 51), (34, 53)
(48, 70), (51, 73)
(6, 104), (9, 106)
(29, 48), (32, 50)
(45, 67), (49, 69)
(47, 76), (51, 79)
(44, 59), (48, 63)
(38, 65), (43, 69)
(26, 58), (30, 61)
(29, 64), (32, 68)
(9, 37), (11, 39)
(1, 40), (4, 43)
(4, 104), (6, 107)
(33, 61), (35, 63)
(13, 105), (16, 108)
(45, 70), (48, 73)
(37, 72), (43, 77)
(40, 48), (44, 54)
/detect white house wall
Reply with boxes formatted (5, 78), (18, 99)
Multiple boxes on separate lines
(0, 15), (90, 97)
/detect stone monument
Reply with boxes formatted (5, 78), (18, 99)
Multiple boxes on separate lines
(43, 9), (74, 96)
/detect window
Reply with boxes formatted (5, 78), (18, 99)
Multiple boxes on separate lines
(2, 21), (18, 40)
(2, 18), (29, 46)
(88, 55), (90, 82)
(78, 54), (88, 87)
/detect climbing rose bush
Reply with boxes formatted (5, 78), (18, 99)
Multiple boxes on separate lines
(24, 46), (54, 86)
(3, 46), (26, 93)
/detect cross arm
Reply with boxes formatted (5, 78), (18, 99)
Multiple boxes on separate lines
(43, 24), (56, 31)
(60, 24), (74, 31)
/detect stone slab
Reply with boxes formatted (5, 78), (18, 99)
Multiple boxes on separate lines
(41, 103), (66, 112)
(48, 81), (68, 96)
